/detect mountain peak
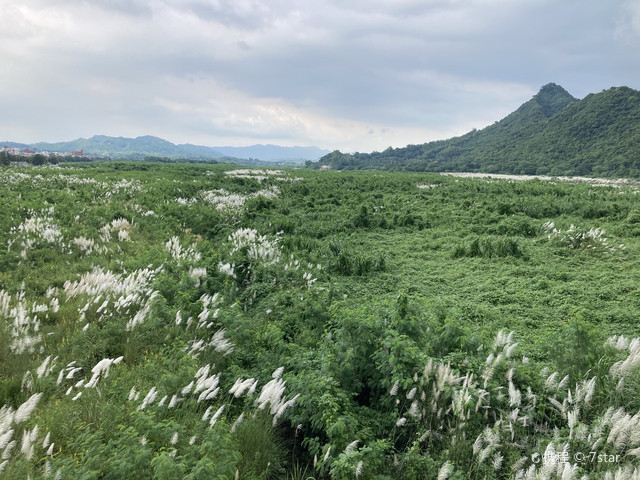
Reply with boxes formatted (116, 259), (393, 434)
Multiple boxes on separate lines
(533, 83), (577, 117)
(537, 82), (570, 95)
(317, 84), (640, 176)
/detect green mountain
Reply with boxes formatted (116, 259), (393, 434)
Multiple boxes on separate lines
(29, 135), (223, 160)
(316, 84), (640, 177)
(5, 135), (329, 162)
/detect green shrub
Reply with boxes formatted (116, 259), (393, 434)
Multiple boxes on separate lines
(452, 236), (525, 259)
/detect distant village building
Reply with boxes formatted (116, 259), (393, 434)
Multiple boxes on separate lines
(2, 146), (21, 155)
(3, 145), (90, 159)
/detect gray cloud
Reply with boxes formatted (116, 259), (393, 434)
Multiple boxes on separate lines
(1, 0), (638, 151)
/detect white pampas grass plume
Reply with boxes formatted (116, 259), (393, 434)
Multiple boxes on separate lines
(389, 381), (399, 396)
(2, 440), (16, 461)
(272, 394), (300, 426)
(14, 393), (42, 424)
(42, 432), (51, 450)
(544, 372), (559, 391)
(0, 430), (14, 454)
(229, 378), (257, 398)
(509, 381), (521, 407)
(492, 453), (503, 471)
(355, 460), (363, 478)
(181, 382), (194, 396)
(583, 377), (596, 405)
(472, 434), (483, 455)
(199, 387), (220, 403)
(21, 371), (34, 393)
(345, 440), (359, 453)
(138, 387), (158, 410)
(504, 342), (518, 358)
(36, 356), (55, 378)
(209, 329), (234, 356)
(437, 461), (452, 480)
(323, 446), (331, 462)
(230, 413), (244, 433)
(548, 397), (566, 415)
(560, 462), (578, 480)
(85, 357), (122, 389)
(408, 401), (420, 418)
(557, 374), (570, 391)
(567, 409), (579, 439)
(478, 446), (492, 464)
(209, 405), (225, 426)
(20, 425), (38, 460)
(128, 386), (137, 401)
(201, 406), (212, 422)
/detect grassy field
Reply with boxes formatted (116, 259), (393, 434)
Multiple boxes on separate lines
(1, 162), (640, 479)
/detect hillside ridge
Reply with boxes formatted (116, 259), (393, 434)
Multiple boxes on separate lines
(2, 135), (329, 162)
(315, 84), (640, 177)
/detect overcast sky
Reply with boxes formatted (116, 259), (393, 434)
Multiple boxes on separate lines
(1, 0), (639, 152)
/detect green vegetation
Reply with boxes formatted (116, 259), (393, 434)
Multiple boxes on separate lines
(30, 135), (224, 160)
(2, 162), (640, 479)
(3, 136), (328, 163)
(316, 84), (640, 177)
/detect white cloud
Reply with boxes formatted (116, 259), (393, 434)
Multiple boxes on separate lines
(0, 0), (638, 151)
(616, 0), (640, 44)
(149, 75), (451, 151)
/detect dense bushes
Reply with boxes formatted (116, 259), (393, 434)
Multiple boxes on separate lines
(1, 163), (640, 479)
(453, 236), (526, 259)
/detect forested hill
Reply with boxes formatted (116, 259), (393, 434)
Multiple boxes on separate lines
(28, 135), (224, 160)
(315, 84), (640, 177)
(2, 135), (329, 162)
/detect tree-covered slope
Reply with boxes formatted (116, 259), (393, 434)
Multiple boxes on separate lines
(529, 86), (640, 176)
(316, 84), (640, 177)
(8, 136), (329, 162)
(30, 135), (224, 160)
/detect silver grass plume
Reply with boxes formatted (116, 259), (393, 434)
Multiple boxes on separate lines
(355, 460), (363, 478)
(437, 460), (452, 480)
(345, 440), (359, 453)
(14, 393), (43, 424)
(323, 445), (331, 462)
(209, 405), (225, 426)
(389, 381), (399, 396)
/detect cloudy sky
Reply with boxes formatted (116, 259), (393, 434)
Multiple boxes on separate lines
(1, 0), (639, 152)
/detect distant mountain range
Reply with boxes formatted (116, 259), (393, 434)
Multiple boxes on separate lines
(1, 135), (329, 162)
(315, 83), (640, 177)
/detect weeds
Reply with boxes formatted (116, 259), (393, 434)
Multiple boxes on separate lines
(1, 163), (640, 479)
